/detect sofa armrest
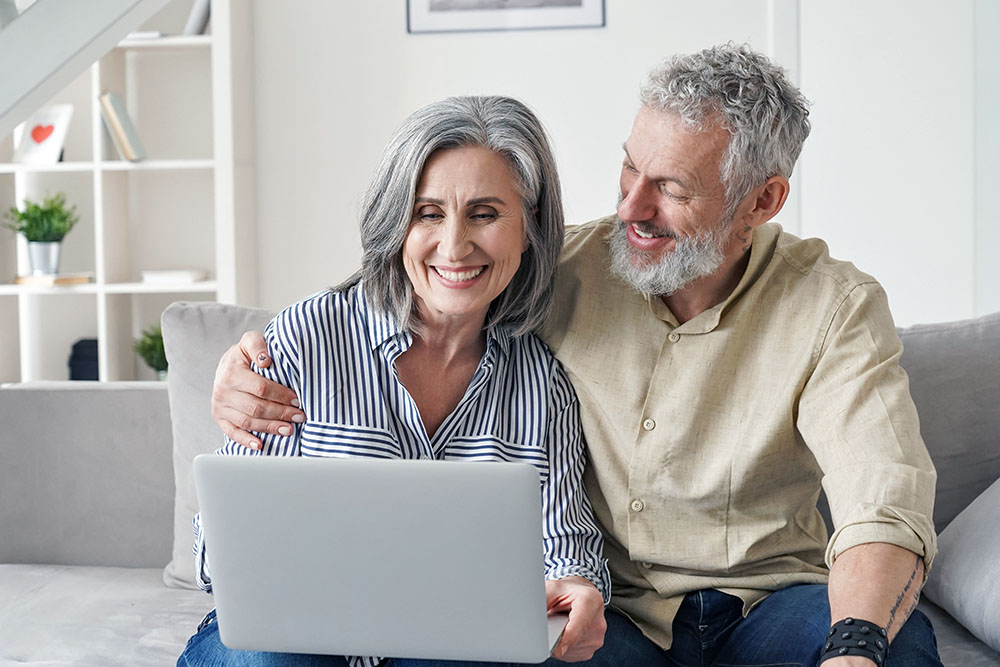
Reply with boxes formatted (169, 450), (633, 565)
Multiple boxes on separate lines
(0, 381), (174, 568)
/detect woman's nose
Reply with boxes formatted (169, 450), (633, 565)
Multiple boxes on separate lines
(437, 218), (473, 261)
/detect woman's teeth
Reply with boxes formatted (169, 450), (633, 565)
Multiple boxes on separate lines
(435, 267), (485, 282)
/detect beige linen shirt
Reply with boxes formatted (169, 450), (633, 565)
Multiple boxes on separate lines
(542, 216), (937, 649)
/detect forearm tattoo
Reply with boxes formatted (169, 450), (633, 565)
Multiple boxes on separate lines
(886, 554), (922, 635)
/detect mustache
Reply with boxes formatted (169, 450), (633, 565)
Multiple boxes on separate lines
(615, 216), (680, 241)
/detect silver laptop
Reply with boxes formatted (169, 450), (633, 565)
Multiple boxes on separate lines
(193, 454), (569, 662)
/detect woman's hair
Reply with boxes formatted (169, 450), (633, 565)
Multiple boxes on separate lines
(344, 95), (564, 337)
(640, 43), (812, 218)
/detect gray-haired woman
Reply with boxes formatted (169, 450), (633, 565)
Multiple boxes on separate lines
(179, 96), (610, 667)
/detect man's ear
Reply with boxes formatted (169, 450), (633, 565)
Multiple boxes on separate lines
(739, 176), (790, 228)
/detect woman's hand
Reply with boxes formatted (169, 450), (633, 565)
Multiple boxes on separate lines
(211, 330), (305, 449)
(545, 576), (606, 662)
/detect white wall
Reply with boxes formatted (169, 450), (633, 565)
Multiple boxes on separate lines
(250, 0), (772, 309)
(249, 0), (996, 327)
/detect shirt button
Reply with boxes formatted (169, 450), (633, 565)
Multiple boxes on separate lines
(642, 418), (656, 431)
(630, 499), (644, 512)
(668, 332), (680, 343)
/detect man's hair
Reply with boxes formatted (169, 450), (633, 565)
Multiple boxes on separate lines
(347, 95), (564, 337)
(640, 43), (811, 217)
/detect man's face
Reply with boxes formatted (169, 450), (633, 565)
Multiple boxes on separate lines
(611, 106), (742, 296)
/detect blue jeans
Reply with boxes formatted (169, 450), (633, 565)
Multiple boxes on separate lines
(178, 585), (942, 666)
(576, 584), (942, 667)
(177, 609), (566, 666)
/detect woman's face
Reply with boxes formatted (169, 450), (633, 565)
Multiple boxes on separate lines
(403, 145), (528, 329)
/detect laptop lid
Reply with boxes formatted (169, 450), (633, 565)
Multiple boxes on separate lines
(193, 454), (567, 662)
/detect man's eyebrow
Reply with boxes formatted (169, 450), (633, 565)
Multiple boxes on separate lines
(621, 143), (690, 190)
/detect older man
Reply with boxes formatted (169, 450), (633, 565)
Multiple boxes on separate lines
(210, 45), (940, 665)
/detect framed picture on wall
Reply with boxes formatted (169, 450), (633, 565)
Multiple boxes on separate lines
(407, 0), (605, 34)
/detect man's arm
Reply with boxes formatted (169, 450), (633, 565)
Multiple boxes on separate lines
(825, 542), (924, 665)
(211, 331), (305, 450)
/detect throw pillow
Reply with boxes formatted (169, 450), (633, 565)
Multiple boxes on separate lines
(922, 475), (1000, 653)
(161, 301), (275, 589)
(898, 311), (1000, 531)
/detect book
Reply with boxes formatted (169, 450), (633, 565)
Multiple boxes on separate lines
(12, 104), (74, 164)
(15, 272), (94, 287)
(98, 92), (147, 162)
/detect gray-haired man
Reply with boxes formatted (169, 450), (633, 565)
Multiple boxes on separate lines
(211, 44), (941, 665)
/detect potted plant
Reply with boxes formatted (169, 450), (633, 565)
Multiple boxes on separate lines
(4, 192), (79, 275)
(133, 324), (168, 380)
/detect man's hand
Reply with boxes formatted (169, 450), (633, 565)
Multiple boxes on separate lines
(211, 330), (305, 449)
(545, 576), (606, 662)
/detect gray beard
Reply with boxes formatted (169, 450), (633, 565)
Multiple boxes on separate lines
(609, 217), (730, 296)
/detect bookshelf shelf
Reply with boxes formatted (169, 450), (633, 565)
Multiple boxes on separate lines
(97, 158), (215, 171)
(0, 162), (98, 174)
(117, 34), (213, 50)
(0, 0), (256, 383)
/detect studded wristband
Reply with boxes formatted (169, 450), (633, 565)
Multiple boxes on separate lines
(819, 617), (889, 665)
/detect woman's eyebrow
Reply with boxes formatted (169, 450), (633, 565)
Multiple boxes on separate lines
(467, 197), (506, 206)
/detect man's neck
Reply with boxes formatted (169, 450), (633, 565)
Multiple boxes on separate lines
(660, 250), (751, 324)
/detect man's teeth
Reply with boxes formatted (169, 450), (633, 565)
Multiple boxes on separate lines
(632, 224), (657, 239)
(435, 267), (485, 282)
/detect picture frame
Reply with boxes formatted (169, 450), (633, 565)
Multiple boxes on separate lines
(407, 0), (605, 34)
(12, 103), (74, 164)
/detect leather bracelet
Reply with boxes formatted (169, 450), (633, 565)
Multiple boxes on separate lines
(819, 617), (889, 665)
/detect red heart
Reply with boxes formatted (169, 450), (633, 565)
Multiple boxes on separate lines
(31, 124), (55, 144)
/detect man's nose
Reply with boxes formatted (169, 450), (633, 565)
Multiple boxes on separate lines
(618, 180), (656, 222)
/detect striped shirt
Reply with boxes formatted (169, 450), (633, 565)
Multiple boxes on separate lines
(193, 282), (610, 666)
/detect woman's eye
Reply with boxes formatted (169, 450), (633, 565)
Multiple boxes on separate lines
(470, 209), (498, 223)
(415, 209), (443, 222)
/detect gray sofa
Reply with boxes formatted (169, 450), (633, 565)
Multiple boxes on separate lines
(1, 304), (998, 665)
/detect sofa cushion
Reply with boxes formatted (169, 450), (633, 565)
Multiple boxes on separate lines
(897, 311), (1000, 532)
(0, 564), (212, 666)
(161, 301), (275, 589)
(0, 382), (174, 568)
(922, 476), (1000, 653)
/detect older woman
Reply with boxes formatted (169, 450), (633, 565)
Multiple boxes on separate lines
(178, 96), (609, 667)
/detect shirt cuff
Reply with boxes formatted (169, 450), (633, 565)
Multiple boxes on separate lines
(827, 510), (937, 580)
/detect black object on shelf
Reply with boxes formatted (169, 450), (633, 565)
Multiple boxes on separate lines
(69, 338), (98, 380)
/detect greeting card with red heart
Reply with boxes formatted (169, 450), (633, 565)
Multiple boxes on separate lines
(31, 124), (55, 144)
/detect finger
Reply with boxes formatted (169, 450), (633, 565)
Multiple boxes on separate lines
(218, 420), (261, 450)
(239, 330), (270, 368)
(215, 403), (300, 437)
(554, 612), (582, 659)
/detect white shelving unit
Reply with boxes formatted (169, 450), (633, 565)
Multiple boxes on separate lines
(0, 0), (255, 382)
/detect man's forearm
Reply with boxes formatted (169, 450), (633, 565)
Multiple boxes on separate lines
(827, 542), (924, 642)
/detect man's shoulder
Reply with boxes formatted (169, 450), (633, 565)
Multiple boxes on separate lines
(561, 215), (617, 261)
(766, 225), (880, 296)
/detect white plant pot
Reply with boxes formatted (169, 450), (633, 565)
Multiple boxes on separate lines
(27, 241), (61, 275)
